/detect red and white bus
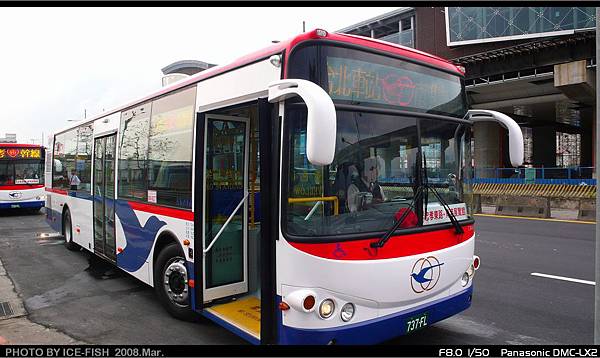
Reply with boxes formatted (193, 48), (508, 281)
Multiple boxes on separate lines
(0, 143), (45, 211)
(45, 29), (523, 345)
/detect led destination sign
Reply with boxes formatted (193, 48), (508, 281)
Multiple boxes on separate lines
(0, 148), (42, 160)
(326, 56), (464, 115)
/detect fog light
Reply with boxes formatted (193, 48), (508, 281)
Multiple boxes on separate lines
(461, 272), (470, 287)
(340, 303), (355, 322)
(319, 299), (335, 319)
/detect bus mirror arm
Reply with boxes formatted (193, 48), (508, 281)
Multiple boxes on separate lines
(467, 109), (524, 167)
(268, 79), (336, 166)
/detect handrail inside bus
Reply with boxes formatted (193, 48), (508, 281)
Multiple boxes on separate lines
(288, 196), (340, 217)
(203, 192), (249, 255)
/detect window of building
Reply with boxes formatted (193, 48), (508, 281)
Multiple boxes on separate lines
(556, 132), (580, 167)
(147, 87), (196, 209)
(118, 102), (151, 201)
(447, 7), (596, 45)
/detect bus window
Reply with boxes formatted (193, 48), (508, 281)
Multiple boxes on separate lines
(118, 102), (151, 202)
(76, 124), (93, 192)
(147, 87), (196, 209)
(53, 129), (78, 190)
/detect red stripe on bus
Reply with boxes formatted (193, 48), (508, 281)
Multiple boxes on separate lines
(1, 185), (44, 190)
(288, 225), (474, 260)
(45, 187), (68, 195)
(0, 143), (42, 148)
(128, 201), (194, 222)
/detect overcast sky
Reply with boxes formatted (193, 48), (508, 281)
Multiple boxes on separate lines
(0, 7), (398, 145)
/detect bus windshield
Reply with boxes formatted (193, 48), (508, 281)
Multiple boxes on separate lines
(0, 160), (44, 186)
(283, 44), (473, 239)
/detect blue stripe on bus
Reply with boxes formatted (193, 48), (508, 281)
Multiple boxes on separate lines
(0, 200), (44, 209)
(45, 208), (63, 232)
(115, 199), (166, 273)
(276, 286), (473, 345)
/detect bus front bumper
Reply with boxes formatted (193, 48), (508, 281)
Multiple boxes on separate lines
(277, 286), (473, 345)
(0, 200), (44, 209)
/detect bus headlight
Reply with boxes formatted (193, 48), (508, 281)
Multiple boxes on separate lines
(319, 299), (335, 319)
(461, 272), (470, 287)
(340, 303), (355, 322)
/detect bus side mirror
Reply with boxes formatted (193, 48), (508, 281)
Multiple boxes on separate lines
(467, 109), (524, 167)
(268, 79), (336, 166)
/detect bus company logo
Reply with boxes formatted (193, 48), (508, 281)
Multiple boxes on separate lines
(8, 191), (22, 199)
(6, 149), (19, 158)
(381, 74), (415, 106)
(410, 256), (444, 293)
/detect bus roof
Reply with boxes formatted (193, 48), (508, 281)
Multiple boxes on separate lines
(53, 29), (463, 136)
(0, 143), (43, 148)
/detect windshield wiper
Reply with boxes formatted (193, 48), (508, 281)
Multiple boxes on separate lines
(422, 152), (463, 235)
(371, 185), (423, 249)
(371, 152), (464, 249)
(427, 184), (464, 234)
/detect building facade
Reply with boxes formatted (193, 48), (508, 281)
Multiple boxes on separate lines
(340, 7), (597, 179)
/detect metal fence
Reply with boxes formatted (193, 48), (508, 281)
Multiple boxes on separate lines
(473, 167), (596, 185)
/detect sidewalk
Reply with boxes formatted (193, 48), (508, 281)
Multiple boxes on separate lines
(0, 258), (82, 345)
(481, 205), (587, 221)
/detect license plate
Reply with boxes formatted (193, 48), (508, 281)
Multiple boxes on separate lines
(405, 312), (429, 334)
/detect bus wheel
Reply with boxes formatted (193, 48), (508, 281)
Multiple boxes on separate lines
(63, 209), (79, 251)
(154, 244), (198, 322)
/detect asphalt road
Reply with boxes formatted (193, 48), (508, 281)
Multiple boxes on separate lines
(0, 210), (594, 345)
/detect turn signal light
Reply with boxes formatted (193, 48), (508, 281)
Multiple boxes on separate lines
(183, 239), (190, 246)
(303, 295), (316, 310)
(279, 302), (290, 311)
(473, 256), (480, 270)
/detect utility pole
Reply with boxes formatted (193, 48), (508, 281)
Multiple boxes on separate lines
(302, 21), (306, 32)
(595, 5), (599, 345)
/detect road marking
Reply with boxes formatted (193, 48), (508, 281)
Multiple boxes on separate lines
(474, 213), (596, 225)
(531, 272), (595, 286)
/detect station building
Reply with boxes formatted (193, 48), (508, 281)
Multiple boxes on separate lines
(339, 7), (597, 180)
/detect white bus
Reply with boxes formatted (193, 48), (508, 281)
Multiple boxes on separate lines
(45, 29), (523, 345)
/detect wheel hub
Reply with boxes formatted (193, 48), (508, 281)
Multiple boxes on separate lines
(163, 258), (188, 305)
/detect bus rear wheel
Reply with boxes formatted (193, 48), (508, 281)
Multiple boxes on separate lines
(63, 209), (79, 251)
(154, 243), (198, 322)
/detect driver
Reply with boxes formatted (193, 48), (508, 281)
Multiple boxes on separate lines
(346, 161), (387, 213)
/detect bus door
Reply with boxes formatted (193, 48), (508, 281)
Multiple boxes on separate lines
(199, 114), (250, 303)
(93, 134), (117, 262)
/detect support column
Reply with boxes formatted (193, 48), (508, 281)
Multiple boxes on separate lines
(532, 126), (557, 168)
(473, 122), (501, 178)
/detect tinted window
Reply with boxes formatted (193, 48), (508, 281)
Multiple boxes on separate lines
(53, 129), (78, 190)
(147, 87), (196, 209)
(118, 102), (151, 201)
(76, 124), (93, 192)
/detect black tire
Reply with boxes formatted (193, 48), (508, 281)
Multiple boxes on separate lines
(154, 243), (198, 321)
(63, 209), (79, 251)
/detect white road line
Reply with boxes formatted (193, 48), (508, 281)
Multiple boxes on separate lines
(531, 272), (595, 286)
